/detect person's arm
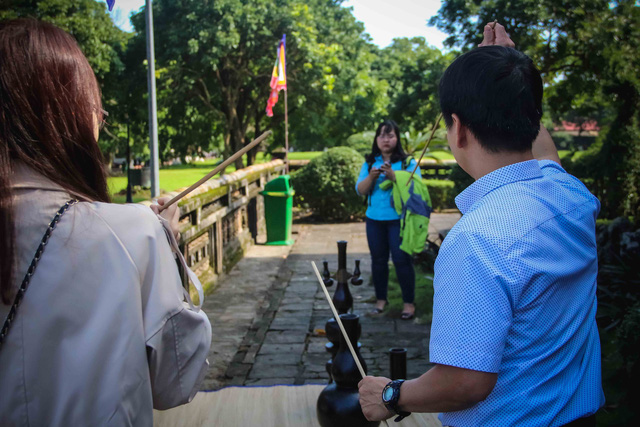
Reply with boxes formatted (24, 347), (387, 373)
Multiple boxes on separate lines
(358, 365), (497, 420)
(360, 230), (513, 421)
(125, 205), (212, 409)
(356, 164), (382, 195)
(532, 125), (561, 165)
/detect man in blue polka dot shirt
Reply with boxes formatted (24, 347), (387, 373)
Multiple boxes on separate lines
(359, 23), (604, 426)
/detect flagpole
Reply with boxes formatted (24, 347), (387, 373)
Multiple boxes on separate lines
(284, 88), (289, 174)
(145, 0), (160, 198)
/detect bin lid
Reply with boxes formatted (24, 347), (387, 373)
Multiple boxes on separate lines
(263, 174), (291, 192)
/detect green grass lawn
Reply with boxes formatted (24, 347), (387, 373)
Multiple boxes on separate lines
(108, 151), (323, 202)
(415, 149), (455, 161)
(386, 263), (434, 323)
(288, 151), (323, 160)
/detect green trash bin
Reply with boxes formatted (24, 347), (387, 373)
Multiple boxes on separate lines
(260, 175), (295, 245)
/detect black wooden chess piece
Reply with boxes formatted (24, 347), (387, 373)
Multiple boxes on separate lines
(317, 314), (379, 427)
(322, 260), (335, 287)
(332, 241), (353, 314)
(350, 259), (363, 286)
(389, 348), (407, 380)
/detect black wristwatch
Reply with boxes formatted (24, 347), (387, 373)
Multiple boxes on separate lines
(381, 379), (411, 422)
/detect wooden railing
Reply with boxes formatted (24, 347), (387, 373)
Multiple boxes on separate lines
(146, 160), (286, 294)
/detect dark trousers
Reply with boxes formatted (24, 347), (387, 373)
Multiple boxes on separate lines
(366, 218), (415, 303)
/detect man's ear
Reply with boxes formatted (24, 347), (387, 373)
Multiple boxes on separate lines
(451, 113), (469, 150)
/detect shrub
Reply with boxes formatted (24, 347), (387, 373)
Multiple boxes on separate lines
(290, 147), (365, 220)
(423, 179), (455, 211)
(449, 164), (474, 196)
(345, 131), (375, 157)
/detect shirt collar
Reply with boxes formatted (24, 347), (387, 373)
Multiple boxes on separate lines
(455, 160), (543, 214)
(10, 162), (68, 193)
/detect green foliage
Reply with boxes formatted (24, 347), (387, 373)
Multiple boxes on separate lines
(386, 263), (434, 324)
(431, 0), (640, 218)
(617, 302), (640, 376)
(290, 147), (364, 220)
(125, 0), (391, 162)
(372, 37), (451, 132)
(402, 128), (448, 157)
(595, 217), (640, 425)
(345, 131), (375, 157)
(424, 179), (455, 211)
(449, 164), (474, 197)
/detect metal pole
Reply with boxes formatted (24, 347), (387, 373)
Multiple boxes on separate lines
(126, 119), (132, 203)
(145, 0), (160, 197)
(284, 88), (289, 174)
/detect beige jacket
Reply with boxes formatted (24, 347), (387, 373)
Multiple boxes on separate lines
(0, 165), (211, 426)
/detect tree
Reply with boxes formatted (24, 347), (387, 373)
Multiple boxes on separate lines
(430, 0), (640, 219)
(127, 0), (388, 167)
(373, 37), (451, 133)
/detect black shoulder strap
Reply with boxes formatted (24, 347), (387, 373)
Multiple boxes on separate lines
(0, 199), (78, 350)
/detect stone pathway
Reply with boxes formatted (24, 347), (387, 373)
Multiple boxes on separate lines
(200, 213), (460, 390)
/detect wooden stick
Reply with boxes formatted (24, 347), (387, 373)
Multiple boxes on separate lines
(407, 113), (443, 185)
(158, 130), (272, 212)
(312, 261), (366, 378)
(312, 261), (392, 427)
(490, 19), (498, 29)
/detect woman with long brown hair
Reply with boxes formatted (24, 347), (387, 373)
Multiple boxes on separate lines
(0, 19), (211, 426)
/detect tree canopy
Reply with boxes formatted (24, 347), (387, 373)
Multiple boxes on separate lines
(431, 0), (640, 218)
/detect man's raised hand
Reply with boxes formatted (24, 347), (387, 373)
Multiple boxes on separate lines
(478, 22), (515, 48)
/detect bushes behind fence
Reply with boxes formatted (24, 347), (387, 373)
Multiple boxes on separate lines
(291, 147), (365, 221)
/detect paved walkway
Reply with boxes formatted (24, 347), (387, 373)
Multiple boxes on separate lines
(200, 213), (460, 390)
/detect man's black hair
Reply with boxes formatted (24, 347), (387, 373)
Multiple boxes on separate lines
(439, 46), (543, 153)
(365, 119), (409, 164)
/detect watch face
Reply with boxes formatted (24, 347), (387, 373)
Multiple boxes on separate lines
(383, 386), (394, 402)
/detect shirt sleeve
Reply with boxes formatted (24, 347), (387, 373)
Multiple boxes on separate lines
(429, 231), (514, 373)
(125, 206), (212, 410)
(355, 161), (369, 195)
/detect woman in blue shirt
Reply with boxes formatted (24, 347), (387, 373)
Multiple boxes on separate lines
(356, 120), (421, 319)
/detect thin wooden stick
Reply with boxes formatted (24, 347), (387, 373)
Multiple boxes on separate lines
(312, 261), (366, 378)
(490, 19), (498, 29)
(407, 113), (442, 185)
(312, 261), (392, 427)
(158, 130), (272, 212)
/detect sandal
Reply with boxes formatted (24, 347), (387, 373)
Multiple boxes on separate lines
(400, 312), (414, 320)
(369, 307), (384, 315)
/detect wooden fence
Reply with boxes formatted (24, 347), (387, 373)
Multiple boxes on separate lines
(145, 160), (286, 294)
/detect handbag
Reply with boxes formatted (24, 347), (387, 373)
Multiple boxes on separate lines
(0, 199), (77, 351)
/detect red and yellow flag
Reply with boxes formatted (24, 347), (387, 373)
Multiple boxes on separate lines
(266, 35), (287, 117)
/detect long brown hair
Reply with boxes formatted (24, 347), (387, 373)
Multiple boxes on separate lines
(0, 19), (110, 304)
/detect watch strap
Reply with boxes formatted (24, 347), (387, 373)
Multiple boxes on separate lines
(382, 380), (411, 422)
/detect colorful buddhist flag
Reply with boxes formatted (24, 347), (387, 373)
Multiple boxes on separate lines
(266, 35), (287, 117)
(107, 0), (115, 12)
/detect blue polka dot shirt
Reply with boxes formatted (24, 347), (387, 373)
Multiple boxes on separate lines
(430, 160), (605, 426)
